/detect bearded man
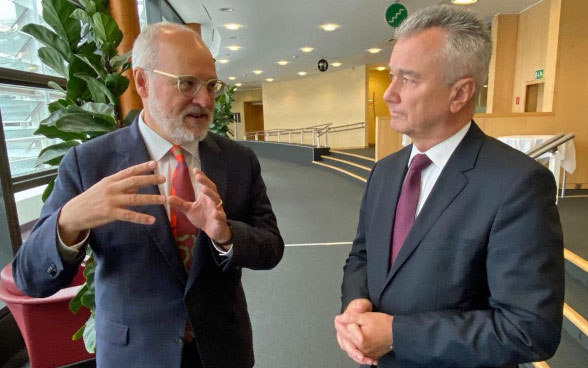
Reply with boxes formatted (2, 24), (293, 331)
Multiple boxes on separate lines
(13, 23), (284, 368)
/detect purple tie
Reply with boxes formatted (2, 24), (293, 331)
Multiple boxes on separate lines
(390, 154), (432, 267)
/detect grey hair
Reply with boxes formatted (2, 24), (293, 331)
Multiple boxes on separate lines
(395, 5), (492, 99)
(132, 22), (200, 70)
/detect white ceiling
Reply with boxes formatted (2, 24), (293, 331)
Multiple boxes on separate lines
(168, 0), (541, 89)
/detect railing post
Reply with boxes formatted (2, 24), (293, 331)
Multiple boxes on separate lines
(325, 131), (329, 147)
(289, 131), (292, 143)
(300, 132), (304, 144)
(313, 129), (317, 147)
(255, 132), (259, 141)
(277, 131), (281, 142)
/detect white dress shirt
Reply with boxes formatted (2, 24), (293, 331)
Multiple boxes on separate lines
(408, 122), (471, 217)
(57, 111), (231, 260)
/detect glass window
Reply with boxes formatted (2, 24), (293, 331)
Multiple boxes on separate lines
(137, 0), (148, 30)
(0, 83), (62, 177)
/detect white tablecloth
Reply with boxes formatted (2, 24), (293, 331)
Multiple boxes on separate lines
(497, 135), (576, 174)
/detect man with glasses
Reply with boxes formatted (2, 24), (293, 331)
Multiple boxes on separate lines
(13, 23), (284, 368)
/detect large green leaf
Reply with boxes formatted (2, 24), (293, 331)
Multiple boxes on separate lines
(71, 8), (92, 24)
(41, 177), (55, 202)
(78, 102), (116, 124)
(123, 109), (140, 127)
(55, 111), (115, 133)
(41, 0), (80, 47)
(38, 47), (68, 77)
(35, 113), (88, 140)
(47, 99), (66, 113)
(92, 12), (122, 55)
(47, 81), (66, 94)
(69, 283), (88, 314)
(75, 73), (117, 104)
(75, 53), (106, 79)
(105, 73), (129, 98)
(21, 24), (73, 62)
(72, 323), (85, 341)
(83, 314), (96, 353)
(36, 140), (79, 166)
(79, 0), (96, 16)
(94, 0), (108, 12)
(66, 57), (97, 102)
(76, 41), (97, 55)
(109, 51), (131, 70)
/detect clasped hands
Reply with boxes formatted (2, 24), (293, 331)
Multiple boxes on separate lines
(58, 160), (231, 246)
(334, 298), (394, 366)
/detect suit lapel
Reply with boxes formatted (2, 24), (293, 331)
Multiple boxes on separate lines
(186, 134), (227, 290)
(378, 122), (484, 298)
(371, 148), (410, 301)
(121, 120), (188, 286)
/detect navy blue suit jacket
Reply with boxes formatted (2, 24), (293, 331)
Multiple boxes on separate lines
(341, 122), (564, 368)
(14, 120), (284, 367)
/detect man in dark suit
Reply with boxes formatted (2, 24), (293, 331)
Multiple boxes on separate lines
(13, 23), (284, 367)
(335, 5), (564, 368)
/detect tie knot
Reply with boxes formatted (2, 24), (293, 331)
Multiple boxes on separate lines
(409, 154), (432, 173)
(170, 145), (186, 162)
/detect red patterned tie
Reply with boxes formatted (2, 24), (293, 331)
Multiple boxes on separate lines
(169, 145), (198, 342)
(390, 154), (432, 267)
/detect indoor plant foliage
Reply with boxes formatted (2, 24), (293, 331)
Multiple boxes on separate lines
(22, 0), (135, 353)
(210, 85), (235, 137)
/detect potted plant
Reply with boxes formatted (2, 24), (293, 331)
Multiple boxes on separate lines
(210, 85), (235, 137)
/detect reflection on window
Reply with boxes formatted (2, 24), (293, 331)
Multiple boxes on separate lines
(0, 0), (59, 76)
(0, 83), (62, 177)
(137, 0), (147, 30)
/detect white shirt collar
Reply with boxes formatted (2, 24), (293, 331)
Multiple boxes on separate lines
(138, 111), (199, 161)
(409, 121), (471, 170)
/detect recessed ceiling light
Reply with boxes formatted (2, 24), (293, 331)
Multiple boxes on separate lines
(224, 23), (242, 30)
(235, 83), (242, 86)
(451, 0), (477, 4)
(228, 76), (236, 81)
(331, 62), (342, 67)
(227, 45), (241, 51)
(319, 23), (340, 32)
(300, 47), (313, 53)
(367, 48), (382, 54)
(298, 71), (307, 76)
(252, 70), (263, 75)
(376, 66), (387, 71)
(276, 60), (289, 66)
(219, 7), (233, 12)
(265, 78), (274, 82)
(217, 59), (229, 64)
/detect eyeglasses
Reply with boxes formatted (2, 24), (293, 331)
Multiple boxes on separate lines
(142, 68), (226, 98)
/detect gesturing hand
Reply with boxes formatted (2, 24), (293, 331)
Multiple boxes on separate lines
(167, 169), (232, 245)
(58, 161), (167, 245)
(334, 298), (378, 366)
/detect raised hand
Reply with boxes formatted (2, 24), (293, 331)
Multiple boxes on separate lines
(167, 168), (231, 245)
(58, 161), (167, 245)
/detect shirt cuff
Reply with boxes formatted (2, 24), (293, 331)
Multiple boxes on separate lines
(56, 226), (90, 263)
(211, 240), (233, 257)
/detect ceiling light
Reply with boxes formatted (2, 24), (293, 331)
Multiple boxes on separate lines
(451, 0), (477, 4)
(320, 23), (339, 32)
(217, 59), (229, 64)
(227, 45), (241, 51)
(219, 7), (233, 12)
(252, 70), (263, 75)
(224, 23), (242, 30)
(298, 72), (307, 76)
(331, 62), (342, 67)
(367, 48), (382, 54)
(376, 66), (387, 71)
(265, 78), (274, 82)
(276, 60), (289, 66)
(235, 83), (242, 86)
(300, 47), (313, 53)
(228, 77), (236, 81)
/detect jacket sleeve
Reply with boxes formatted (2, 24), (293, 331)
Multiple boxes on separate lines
(215, 150), (284, 271)
(392, 166), (564, 367)
(12, 147), (86, 297)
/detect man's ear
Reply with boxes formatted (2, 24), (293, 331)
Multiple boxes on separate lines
(449, 77), (475, 113)
(134, 68), (149, 98)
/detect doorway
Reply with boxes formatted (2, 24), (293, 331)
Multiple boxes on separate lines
(244, 101), (264, 140)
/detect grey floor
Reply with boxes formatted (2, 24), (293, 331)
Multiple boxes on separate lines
(243, 157), (364, 368)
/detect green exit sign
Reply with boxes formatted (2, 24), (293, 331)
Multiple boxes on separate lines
(535, 69), (544, 80)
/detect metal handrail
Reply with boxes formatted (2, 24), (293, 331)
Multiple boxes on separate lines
(530, 133), (574, 159)
(242, 122), (365, 147)
(525, 133), (564, 156)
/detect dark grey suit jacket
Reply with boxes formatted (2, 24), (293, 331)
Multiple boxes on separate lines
(341, 122), (564, 368)
(13, 120), (284, 367)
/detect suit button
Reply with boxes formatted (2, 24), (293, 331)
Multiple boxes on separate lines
(176, 337), (184, 345)
(46, 264), (57, 277)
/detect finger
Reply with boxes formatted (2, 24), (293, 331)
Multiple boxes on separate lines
(110, 174), (166, 193)
(115, 193), (166, 207)
(109, 161), (157, 181)
(194, 169), (218, 192)
(111, 208), (156, 225)
(335, 319), (360, 344)
(167, 195), (193, 213)
(346, 323), (365, 346)
(340, 336), (369, 365)
(348, 298), (373, 313)
(337, 312), (363, 327)
(199, 186), (222, 206)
